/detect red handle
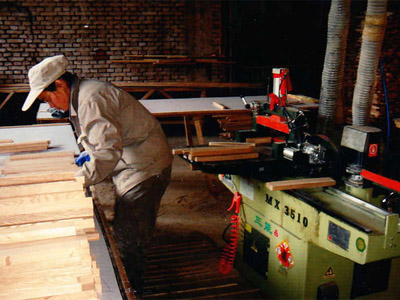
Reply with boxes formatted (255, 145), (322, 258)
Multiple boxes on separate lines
(361, 169), (400, 193)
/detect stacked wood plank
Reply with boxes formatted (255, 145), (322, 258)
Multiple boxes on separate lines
(0, 148), (102, 299)
(173, 143), (259, 162)
(213, 114), (253, 139)
(0, 140), (50, 154)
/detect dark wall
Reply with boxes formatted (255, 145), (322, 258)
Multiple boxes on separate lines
(226, 0), (330, 98)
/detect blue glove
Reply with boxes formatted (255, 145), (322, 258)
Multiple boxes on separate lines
(75, 151), (90, 166)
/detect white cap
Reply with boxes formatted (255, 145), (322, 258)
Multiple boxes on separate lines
(22, 55), (69, 111)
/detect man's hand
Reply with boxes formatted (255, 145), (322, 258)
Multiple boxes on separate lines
(75, 151), (90, 166)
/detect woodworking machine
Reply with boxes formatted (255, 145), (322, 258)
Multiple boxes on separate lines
(181, 69), (400, 299)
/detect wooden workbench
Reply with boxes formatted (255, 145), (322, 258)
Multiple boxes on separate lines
(37, 95), (256, 146)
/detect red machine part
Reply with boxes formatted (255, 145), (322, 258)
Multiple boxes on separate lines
(361, 169), (400, 193)
(219, 192), (241, 274)
(269, 69), (293, 110)
(256, 115), (290, 134)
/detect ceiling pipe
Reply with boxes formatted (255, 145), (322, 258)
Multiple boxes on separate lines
(317, 0), (351, 136)
(352, 0), (388, 126)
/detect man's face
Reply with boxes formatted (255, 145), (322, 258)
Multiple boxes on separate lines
(38, 79), (70, 111)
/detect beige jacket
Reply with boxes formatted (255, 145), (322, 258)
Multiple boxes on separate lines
(69, 77), (173, 197)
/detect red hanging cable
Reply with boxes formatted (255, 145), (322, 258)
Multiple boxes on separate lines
(219, 192), (241, 274)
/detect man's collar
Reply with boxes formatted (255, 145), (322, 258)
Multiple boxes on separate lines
(69, 75), (80, 117)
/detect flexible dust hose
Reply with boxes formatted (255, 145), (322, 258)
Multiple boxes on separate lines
(352, 0), (388, 126)
(318, 0), (351, 135)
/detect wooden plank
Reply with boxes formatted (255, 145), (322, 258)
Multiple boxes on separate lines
(266, 177), (336, 191)
(29, 290), (98, 300)
(245, 137), (273, 145)
(193, 116), (205, 145)
(212, 102), (229, 110)
(0, 180), (84, 199)
(0, 139), (13, 144)
(0, 264), (93, 286)
(4, 156), (74, 167)
(0, 191), (93, 226)
(189, 145), (253, 157)
(9, 150), (74, 161)
(0, 140), (50, 154)
(0, 235), (90, 266)
(208, 141), (256, 147)
(0, 279), (83, 300)
(0, 255), (93, 276)
(1, 156), (77, 175)
(183, 116), (193, 146)
(2, 162), (79, 175)
(0, 171), (77, 187)
(173, 145), (254, 156)
(0, 218), (95, 245)
(0, 91), (15, 111)
(194, 152), (259, 162)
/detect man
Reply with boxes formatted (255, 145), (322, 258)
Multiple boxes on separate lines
(22, 55), (173, 296)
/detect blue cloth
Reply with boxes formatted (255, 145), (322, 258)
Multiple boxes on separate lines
(75, 151), (90, 166)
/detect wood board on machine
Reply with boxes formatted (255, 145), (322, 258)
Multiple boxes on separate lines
(0, 144), (102, 299)
(172, 143), (260, 162)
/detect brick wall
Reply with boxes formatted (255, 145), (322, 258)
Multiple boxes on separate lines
(0, 0), (224, 84)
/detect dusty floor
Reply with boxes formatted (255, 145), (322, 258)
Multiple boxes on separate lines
(155, 135), (233, 249)
(91, 131), (263, 298)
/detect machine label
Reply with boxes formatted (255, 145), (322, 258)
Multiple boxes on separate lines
(265, 194), (280, 210)
(275, 241), (295, 272)
(368, 144), (378, 157)
(284, 205), (309, 227)
(264, 220), (273, 234)
(323, 266), (335, 278)
(328, 221), (350, 250)
(265, 194), (309, 228)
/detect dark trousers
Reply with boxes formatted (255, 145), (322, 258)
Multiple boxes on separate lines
(113, 165), (171, 293)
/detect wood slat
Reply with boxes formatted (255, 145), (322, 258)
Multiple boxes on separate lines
(189, 145), (253, 157)
(0, 218), (95, 245)
(245, 137), (273, 145)
(0, 235), (90, 266)
(9, 150), (74, 161)
(1, 159), (79, 175)
(0, 180), (84, 199)
(194, 152), (259, 162)
(0, 139), (13, 144)
(0, 140), (50, 154)
(0, 171), (77, 187)
(208, 141), (256, 147)
(266, 177), (336, 191)
(30, 290), (99, 300)
(0, 191), (93, 226)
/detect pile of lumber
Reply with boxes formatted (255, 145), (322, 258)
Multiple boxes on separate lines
(173, 142), (259, 162)
(213, 114), (253, 139)
(0, 144), (102, 299)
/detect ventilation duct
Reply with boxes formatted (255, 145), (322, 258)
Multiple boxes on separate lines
(318, 0), (351, 135)
(352, 0), (388, 126)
